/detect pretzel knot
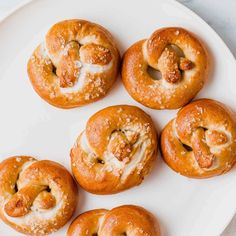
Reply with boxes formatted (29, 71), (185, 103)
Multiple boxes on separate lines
(161, 99), (236, 178)
(0, 156), (77, 235)
(28, 19), (120, 108)
(70, 105), (157, 194)
(122, 27), (208, 109)
(67, 205), (161, 236)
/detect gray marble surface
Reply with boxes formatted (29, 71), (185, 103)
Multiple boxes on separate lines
(0, 0), (235, 235)
(178, 0), (236, 59)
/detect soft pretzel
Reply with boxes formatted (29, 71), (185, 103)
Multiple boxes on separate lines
(71, 105), (157, 194)
(67, 205), (161, 236)
(161, 99), (236, 178)
(122, 27), (208, 109)
(28, 19), (120, 109)
(0, 156), (77, 235)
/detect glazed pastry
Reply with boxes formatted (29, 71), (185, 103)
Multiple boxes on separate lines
(122, 27), (208, 109)
(28, 19), (120, 109)
(67, 205), (161, 236)
(0, 156), (77, 235)
(71, 105), (157, 194)
(161, 99), (236, 178)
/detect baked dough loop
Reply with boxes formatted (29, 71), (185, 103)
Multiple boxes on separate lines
(28, 19), (120, 109)
(122, 27), (208, 109)
(0, 156), (77, 235)
(67, 205), (161, 236)
(161, 99), (236, 178)
(71, 105), (157, 194)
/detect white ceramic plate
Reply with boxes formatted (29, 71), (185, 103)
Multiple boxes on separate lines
(0, 0), (236, 235)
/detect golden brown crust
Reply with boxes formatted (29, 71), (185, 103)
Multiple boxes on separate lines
(67, 205), (161, 236)
(0, 156), (77, 235)
(161, 99), (236, 178)
(28, 19), (120, 109)
(122, 27), (208, 109)
(71, 105), (158, 194)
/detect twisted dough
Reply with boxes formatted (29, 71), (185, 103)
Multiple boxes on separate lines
(122, 27), (208, 109)
(0, 156), (77, 235)
(71, 105), (157, 194)
(161, 99), (236, 178)
(67, 205), (160, 236)
(28, 19), (120, 108)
